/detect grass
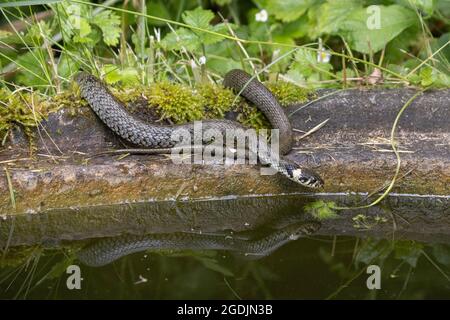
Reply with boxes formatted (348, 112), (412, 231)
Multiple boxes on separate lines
(3, 167), (16, 210)
(1, 0), (448, 91)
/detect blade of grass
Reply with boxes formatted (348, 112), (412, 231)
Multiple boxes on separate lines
(4, 167), (16, 210)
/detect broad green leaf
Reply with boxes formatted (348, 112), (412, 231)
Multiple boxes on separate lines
(103, 65), (139, 84)
(91, 11), (121, 46)
(288, 49), (333, 80)
(57, 53), (80, 79)
(146, 1), (172, 26)
(161, 28), (201, 51)
(416, 66), (449, 87)
(266, 0), (313, 22)
(339, 5), (417, 53)
(182, 7), (215, 29)
(274, 14), (310, 39)
(397, 0), (436, 16)
(15, 49), (50, 86)
(384, 25), (420, 63)
(202, 23), (229, 45)
(317, 0), (363, 35)
(206, 57), (241, 75)
(420, 66), (435, 86)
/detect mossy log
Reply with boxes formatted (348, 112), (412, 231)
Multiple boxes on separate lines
(0, 88), (449, 215)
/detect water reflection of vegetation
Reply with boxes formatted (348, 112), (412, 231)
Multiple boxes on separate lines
(1, 237), (448, 299)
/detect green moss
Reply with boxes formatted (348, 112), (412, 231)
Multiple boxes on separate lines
(197, 84), (236, 118)
(266, 81), (315, 106)
(50, 90), (87, 116)
(147, 82), (204, 123)
(0, 88), (60, 144)
(111, 86), (146, 105)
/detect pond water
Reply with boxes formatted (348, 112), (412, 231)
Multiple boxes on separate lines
(0, 194), (449, 299)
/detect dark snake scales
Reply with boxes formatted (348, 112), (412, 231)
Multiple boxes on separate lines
(77, 221), (321, 267)
(75, 69), (323, 188)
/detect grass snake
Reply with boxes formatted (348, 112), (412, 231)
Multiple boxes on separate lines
(75, 69), (323, 188)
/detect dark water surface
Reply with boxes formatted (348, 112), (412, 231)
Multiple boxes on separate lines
(0, 194), (449, 299)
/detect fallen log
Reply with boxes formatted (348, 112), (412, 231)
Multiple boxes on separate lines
(0, 88), (449, 215)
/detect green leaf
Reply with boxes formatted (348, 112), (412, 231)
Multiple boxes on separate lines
(15, 49), (50, 86)
(162, 9), (230, 51)
(72, 18), (92, 42)
(91, 11), (121, 46)
(267, 0), (313, 22)
(397, 0), (436, 16)
(339, 5), (417, 53)
(103, 65), (139, 85)
(182, 7), (215, 29)
(146, 1), (172, 26)
(316, 0), (363, 35)
(274, 14), (310, 39)
(161, 27), (201, 51)
(289, 49), (319, 77)
(419, 66), (435, 86)
(287, 48), (333, 86)
(206, 56), (241, 75)
(57, 53), (80, 79)
(202, 23), (229, 45)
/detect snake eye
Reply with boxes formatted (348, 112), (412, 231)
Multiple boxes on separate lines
(299, 177), (309, 184)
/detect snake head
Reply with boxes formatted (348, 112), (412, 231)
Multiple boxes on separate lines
(285, 165), (324, 189)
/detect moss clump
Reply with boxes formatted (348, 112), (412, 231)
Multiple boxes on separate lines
(50, 90), (87, 116)
(197, 84), (236, 118)
(111, 86), (147, 105)
(0, 88), (60, 144)
(147, 82), (204, 123)
(266, 81), (315, 106)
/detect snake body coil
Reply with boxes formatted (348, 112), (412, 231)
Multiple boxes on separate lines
(75, 70), (323, 188)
